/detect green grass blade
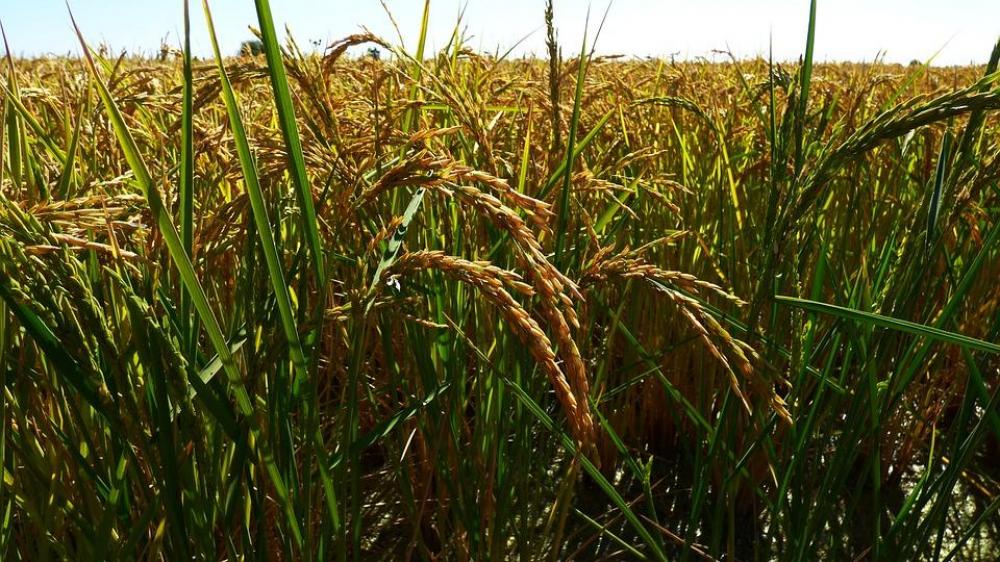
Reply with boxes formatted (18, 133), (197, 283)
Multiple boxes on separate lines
(537, 108), (613, 200)
(367, 187), (426, 306)
(202, 0), (308, 385)
(55, 95), (84, 199)
(0, 80), (67, 167)
(776, 295), (1000, 354)
(252, 0), (325, 289)
(400, 0), (430, 137)
(925, 129), (951, 251)
(794, 0), (817, 174)
(3, 97), (20, 193)
(0, 21), (19, 193)
(179, 0), (196, 355)
(554, 14), (590, 265)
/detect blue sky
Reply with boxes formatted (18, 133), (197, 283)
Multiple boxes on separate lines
(1, 1), (998, 65)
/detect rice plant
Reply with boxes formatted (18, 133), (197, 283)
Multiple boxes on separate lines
(1, 1), (1000, 560)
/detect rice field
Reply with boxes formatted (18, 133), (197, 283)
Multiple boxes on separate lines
(2, 1), (1000, 560)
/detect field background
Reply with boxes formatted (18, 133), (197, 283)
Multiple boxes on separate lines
(1, 1), (1000, 560)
